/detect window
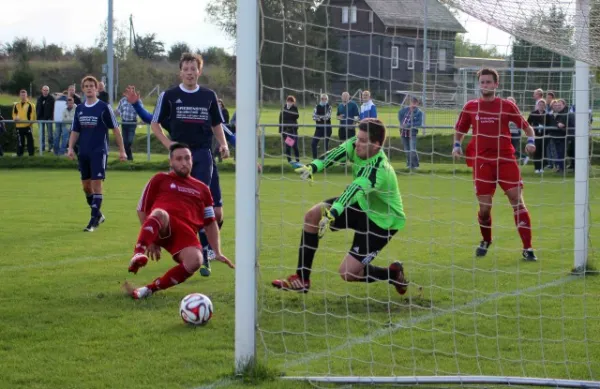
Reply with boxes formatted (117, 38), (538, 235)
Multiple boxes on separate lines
(350, 6), (357, 23)
(342, 6), (349, 23)
(407, 47), (415, 70)
(391, 46), (399, 69)
(438, 48), (447, 71)
(369, 10), (374, 23)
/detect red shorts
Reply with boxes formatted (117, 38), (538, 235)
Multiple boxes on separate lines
(156, 216), (201, 260)
(473, 158), (523, 196)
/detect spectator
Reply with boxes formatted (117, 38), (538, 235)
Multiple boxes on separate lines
(398, 95), (423, 169)
(36, 85), (55, 152)
(336, 91), (359, 140)
(279, 95), (300, 167)
(60, 97), (77, 155)
(506, 96), (527, 164)
(551, 99), (574, 173)
(532, 88), (543, 107)
(12, 89), (36, 157)
(53, 91), (69, 156)
(311, 93), (332, 159)
(68, 85), (82, 105)
(545, 91), (555, 113)
(0, 113), (5, 157)
(115, 92), (142, 161)
(213, 99), (230, 162)
(527, 99), (553, 173)
(97, 82), (109, 103)
(359, 90), (377, 119)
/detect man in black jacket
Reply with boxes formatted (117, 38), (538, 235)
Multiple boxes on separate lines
(552, 99), (575, 172)
(311, 93), (332, 159)
(37, 85), (55, 152)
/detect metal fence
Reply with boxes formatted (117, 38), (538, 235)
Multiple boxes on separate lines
(1, 120), (598, 168)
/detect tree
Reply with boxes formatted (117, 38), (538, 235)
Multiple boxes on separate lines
(96, 20), (130, 59)
(511, 5), (574, 103)
(40, 43), (64, 60)
(5, 37), (36, 62)
(135, 33), (165, 60)
(168, 42), (191, 62)
(196, 46), (231, 66)
(455, 35), (503, 58)
(205, 0), (338, 100)
(73, 46), (105, 75)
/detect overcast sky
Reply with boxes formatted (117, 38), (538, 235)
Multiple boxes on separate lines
(1, 0), (512, 55)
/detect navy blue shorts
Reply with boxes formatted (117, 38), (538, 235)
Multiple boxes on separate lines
(78, 153), (107, 181)
(191, 148), (222, 207)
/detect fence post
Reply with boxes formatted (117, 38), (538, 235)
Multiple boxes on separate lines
(146, 124), (151, 162)
(38, 121), (43, 156)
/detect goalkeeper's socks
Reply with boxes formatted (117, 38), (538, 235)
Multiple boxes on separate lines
(360, 264), (397, 283)
(296, 230), (319, 281)
(513, 204), (532, 249)
(134, 216), (162, 254)
(147, 262), (192, 292)
(478, 212), (492, 242)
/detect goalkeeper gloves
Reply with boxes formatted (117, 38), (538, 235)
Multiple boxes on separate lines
(318, 205), (338, 239)
(295, 164), (314, 183)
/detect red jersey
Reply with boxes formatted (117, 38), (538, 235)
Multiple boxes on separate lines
(455, 97), (529, 164)
(137, 172), (216, 231)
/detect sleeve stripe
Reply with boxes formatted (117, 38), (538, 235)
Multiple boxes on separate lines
(107, 105), (119, 128)
(222, 124), (233, 136)
(152, 92), (165, 123)
(337, 183), (363, 206)
(137, 179), (153, 211)
(204, 206), (215, 219)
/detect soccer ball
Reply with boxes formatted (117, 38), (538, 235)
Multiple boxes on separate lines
(179, 293), (213, 326)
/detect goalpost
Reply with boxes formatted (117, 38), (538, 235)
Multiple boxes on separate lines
(235, 0), (598, 386)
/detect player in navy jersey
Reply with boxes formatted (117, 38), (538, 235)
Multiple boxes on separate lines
(147, 53), (230, 277)
(120, 85), (236, 148)
(67, 75), (127, 232)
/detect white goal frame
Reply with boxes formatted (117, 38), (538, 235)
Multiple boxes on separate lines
(234, 0), (593, 385)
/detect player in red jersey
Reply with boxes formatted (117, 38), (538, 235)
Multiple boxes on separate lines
(123, 143), (235, 299)
(452, 68), (538, 261)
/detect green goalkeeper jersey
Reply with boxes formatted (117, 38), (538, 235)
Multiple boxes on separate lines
(309, 137), (406, 231)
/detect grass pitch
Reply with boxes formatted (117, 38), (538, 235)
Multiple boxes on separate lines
(0, 162), (599, 388)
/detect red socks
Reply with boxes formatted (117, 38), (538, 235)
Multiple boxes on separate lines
(478, 212), (492, 243)
(514, 204), (533, 249)
(147, 263), (193, 292)
(134, 216), (162, 254)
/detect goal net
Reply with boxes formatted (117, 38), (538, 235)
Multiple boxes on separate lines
(234, 0), (600, 386)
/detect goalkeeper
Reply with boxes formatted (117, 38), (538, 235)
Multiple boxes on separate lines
(272, 118), (408, 295)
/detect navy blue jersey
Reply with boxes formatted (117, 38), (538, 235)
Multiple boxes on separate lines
(72, 100), (118, 155)
(152, 84), (224, 149)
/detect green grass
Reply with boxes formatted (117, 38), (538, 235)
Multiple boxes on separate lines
(0, 160), (599, 388)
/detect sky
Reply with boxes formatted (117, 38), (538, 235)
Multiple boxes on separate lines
(0, 0), (512, 56)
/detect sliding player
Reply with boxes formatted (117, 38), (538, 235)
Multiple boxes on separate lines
(123, 143), (234, 299)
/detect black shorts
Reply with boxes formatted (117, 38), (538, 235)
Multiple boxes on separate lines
(324, 197), (397, 264)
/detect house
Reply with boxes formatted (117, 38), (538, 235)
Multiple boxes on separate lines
(328, 0), (466, 106)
